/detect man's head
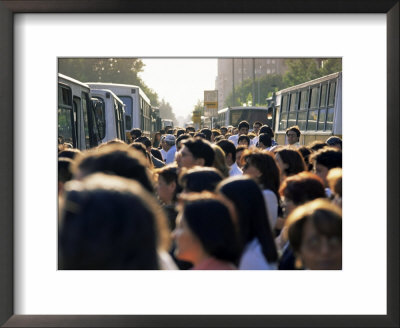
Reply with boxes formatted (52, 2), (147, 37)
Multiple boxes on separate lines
(200, 128), (212, 141)
(216, 139), (236, 166)
(286, 126), (301, 145)
(134, 136), (152, 152)
(310, 148), (342, 187)
(252, 121), (262, 135)
(176, 137), (215, 169)
(129, 128), (142, 140)
(258, 133), (272, 149)
(220, 126), (228, 136)
(238, 135), (250, 147)
(238, 121), (250, 135)
(163, 134), (176, 151)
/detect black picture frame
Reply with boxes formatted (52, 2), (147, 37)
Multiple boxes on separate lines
(0, 1), (398, 327)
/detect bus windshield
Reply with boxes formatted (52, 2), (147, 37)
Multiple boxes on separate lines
(118, 96), (133, 130)
(230, 109), (272, 127)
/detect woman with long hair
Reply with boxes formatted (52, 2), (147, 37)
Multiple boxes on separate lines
(217, 176), (278, 270)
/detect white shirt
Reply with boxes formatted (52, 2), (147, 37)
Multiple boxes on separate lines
(160, 149), (167, 161)
(239, 238), (277, 270)
(228, 134), (257, 147)
(165, 145), (176, 164)
(262, 189), (278, 228)
(229, 162), (243, 176)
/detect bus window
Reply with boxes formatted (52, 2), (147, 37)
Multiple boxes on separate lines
(288, 111), (297, 128)
(320, 84), (328, 108)
(118, 96), (133, 130)
(289, 93), (297, 111)
(297, 111), (307, 131)
(307, 110), (318, 130)
(281, 95), (289, 112)
(58, 85), (75, 146)
(310, 86), (319, 109)
(299, 89), (308, 109)
(279, 112), (288, 130)
(92, 98), (106, 140)
(328, 82), (336, 107)
(318, 109), (327, 130)
(326, 108), (335, 131)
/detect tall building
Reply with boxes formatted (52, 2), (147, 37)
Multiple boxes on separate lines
(215, 58), (288, 110)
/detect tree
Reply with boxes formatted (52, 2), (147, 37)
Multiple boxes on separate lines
(58, 58), (159, 106)
(159, 98), (177, 124)
(283, 58), (342, 87)
(224, 74), (285, 107)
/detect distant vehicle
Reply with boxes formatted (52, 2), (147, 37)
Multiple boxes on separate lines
(90, 89), (126, 144)
(58, 73), (100, 150)
(161, 118), (174, 130)
(86, 82), (153, 138)
(273, 71), (342, 145)
(216, 106), (274, 129)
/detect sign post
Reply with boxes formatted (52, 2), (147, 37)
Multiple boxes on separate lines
(204, 90), (218, 119)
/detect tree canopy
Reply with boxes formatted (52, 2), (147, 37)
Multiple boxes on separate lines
(58, 58), (160, 106)
(224, 58), (342, 107)
(158, 99), (177, 125)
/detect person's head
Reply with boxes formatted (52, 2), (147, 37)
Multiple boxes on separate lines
(275, 148), (307, 181)
(134, 136), (152, 152)
(58, 157), (73, 195)
(173, 192), (240, 265)
(176, 129), (186, 138)
(308, 140), (327, 152)
(59, 173), (169, 269)
(163, 134), (176, 151)
(326, 136), (342, 150)
(216, 139), (236, 166)
(235, 145), (247, 168)
(176, 133), (191, 151)
(185, 126), (195, 133)
(220, 126), (228, 136)
(200, 128), (212, 141)
(155, 165), (181, 205)
(252, 121), (262, 135)
(258, 133), (272, 149)
(259, 125), (274, 138)
(211, 129), (221, 142)
(242, 149), (280, 198)
(310, 148), (342, 187)
(179, 166), (223, 193)
(232, 127), (239, 135)
(298, 146), (313, 171)
(58, 148), (81, 160)
(238, 121), (250, 135)
(327, 168), (342, 207)
(129, 142), (153, 169)
(72, 144), (154, 193)
(238, 134), (250, 147)
(129, 128), (142, 140)
(211, 144), (230, 178)
(284, 199), (342, 270)
(279, 171), (326, 217)
(217, 176), (278, 264)
(285, 126), (301, 145)
(176, 137), (215, 170)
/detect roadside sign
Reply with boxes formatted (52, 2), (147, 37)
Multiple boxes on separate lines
(204, 90), (218, 112)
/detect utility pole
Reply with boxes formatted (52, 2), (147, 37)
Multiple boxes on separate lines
(232, 58), (235, 106)
(252, 58), (255, 106)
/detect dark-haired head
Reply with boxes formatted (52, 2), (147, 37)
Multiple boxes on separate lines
(275, 148), (306, 180)
(73, 144), (154, 192)
(216, 176), (278, 263)
(58, 148), (81, 160)
(175, 192), (241, 264)
(59, 174), (169, 269)
(178, 138), (215, 168)
(179, 166), (223, 193)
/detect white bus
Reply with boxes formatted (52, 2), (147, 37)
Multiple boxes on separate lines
(216, 106), (274, 129)
(90, 89), (126, 144)
(161, 118), (174, 130)
(86, 82), (152, 138)
(58, 74), (100, 150)
(273, 72), (342, 145)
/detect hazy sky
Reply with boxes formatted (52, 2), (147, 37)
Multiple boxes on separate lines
(139, 58), (218, 119)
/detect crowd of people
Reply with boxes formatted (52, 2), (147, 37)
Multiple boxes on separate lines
(58, 121), (342, 270)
